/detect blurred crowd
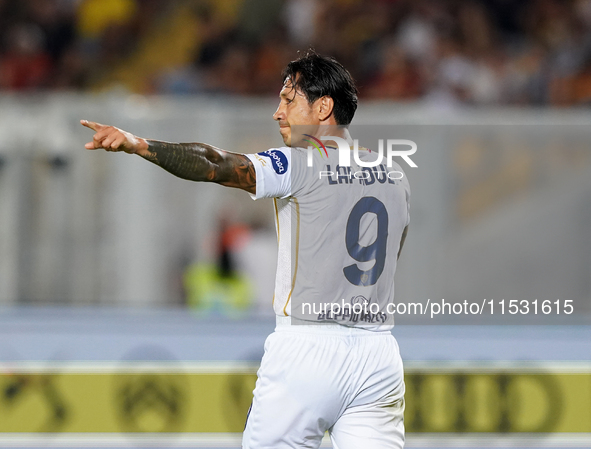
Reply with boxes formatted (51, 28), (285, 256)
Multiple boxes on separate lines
(3, 0), (591, 106)
(0, 0), (170, 90)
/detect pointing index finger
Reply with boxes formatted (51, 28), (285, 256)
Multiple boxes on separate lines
(80, 120), (104, 132)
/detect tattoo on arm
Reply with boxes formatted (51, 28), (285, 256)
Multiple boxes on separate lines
(141, 140), (256, 194)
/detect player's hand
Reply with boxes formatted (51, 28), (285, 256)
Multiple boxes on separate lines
(80, 120), (148, 155)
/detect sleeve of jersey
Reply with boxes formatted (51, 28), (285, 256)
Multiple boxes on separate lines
(245, 148), (300, 200)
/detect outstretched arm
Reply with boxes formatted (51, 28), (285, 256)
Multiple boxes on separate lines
(81, 120), (256, 194)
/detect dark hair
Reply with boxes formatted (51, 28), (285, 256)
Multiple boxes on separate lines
(282, 51), (358, 126)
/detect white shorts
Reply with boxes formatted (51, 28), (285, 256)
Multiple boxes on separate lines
(242, 319), (405, 449)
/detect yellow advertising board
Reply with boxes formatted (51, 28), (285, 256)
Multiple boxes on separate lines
(1, 369), (589, 433)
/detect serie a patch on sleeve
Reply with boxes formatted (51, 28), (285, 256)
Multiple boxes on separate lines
(257, 150), (288, 175)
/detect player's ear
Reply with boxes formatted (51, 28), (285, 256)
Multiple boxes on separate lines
(317, 96), (334, 122)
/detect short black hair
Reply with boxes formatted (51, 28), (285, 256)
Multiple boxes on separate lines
(282, 51), (358, 126)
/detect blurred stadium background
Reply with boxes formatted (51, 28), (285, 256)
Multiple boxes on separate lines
(1, 0), (591, 447)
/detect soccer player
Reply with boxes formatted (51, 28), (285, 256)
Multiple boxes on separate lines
(81, 52), (409, 448)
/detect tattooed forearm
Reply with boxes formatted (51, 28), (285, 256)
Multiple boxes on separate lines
(142, 141), (217, 181)
(141, 140), (256, 193)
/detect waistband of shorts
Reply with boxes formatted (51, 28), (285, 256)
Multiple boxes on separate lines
(275, 315), (392, 335)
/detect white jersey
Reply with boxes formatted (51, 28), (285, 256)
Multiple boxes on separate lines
(246, 145), (410, 331)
